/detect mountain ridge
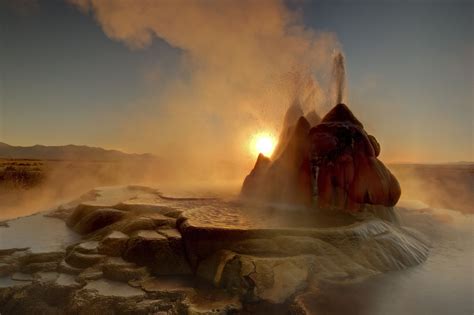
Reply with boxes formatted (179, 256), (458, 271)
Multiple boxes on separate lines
(0, 142), (157, 161)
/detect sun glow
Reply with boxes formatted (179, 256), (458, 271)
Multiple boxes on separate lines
(251, 133), (276, 157)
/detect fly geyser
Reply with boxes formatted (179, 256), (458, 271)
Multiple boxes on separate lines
(0, 54), (429, 314)
(241, 102), (401, 212)
(242, 53), (400, 213)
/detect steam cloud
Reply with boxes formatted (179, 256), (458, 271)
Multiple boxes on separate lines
(69, 0), (340, 183)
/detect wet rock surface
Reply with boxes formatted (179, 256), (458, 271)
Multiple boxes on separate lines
(0, 185), (431, 314)
(241, 103), (401, 212)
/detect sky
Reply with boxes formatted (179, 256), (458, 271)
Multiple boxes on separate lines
(1, 0), (472, 165)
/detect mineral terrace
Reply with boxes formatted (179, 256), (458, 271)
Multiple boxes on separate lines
(0, 183), (429, 314)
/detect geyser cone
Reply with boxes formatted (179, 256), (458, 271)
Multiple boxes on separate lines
(272, 102), (305, 160)
(310, 103), (401, 210)
(321, 103), (362, 128)
(241, 153), (271, 197)
(242, 116), (312, 206)
(241, 102), (401, 213)
(305, 110), (321, 127)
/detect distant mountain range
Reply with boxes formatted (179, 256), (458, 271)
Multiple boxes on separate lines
(0, 142), (157, 161)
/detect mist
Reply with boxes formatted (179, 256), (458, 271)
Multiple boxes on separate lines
(67, 0), (341, 183)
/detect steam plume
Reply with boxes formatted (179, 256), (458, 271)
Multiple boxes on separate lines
(69, 0), (340, 182)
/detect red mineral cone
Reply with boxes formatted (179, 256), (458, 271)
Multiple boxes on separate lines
(241, 103), (401, 211)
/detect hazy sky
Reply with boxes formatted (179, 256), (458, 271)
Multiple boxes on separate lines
(1, 0), (472, 163)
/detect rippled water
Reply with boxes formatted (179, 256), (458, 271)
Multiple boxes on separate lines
(182, 201), (358, 229)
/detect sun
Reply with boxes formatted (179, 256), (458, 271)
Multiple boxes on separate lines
(251, 133), (276, 157)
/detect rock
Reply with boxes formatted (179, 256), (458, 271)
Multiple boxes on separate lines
(368, 134), (380, 157)
(0, 277), (32, 291)
(196, 250), (237, 286)
(66, 203), (110, 227)
(55, 273), (83, 289)
(102, 257), (149, 282)
(0, 278), (73, 314)
(65, 251), (105, 269)
(289, 290), (320, 315)
(275, 236), (374, 282)
(73, 241), (100, 254)
(123, 230), (167, 265)
(0, 263), (16, 277)
(181, 210), (428, 286)
(124, 299), (174, 314)
(140, 277), (195, 298)
(71, 208), (126, 234)
(16, 252), (62, 273)
(78, 266), (103, 281)
(21, 261), (58, 273)
(143, 213), (176, 228)
(124, 230), (191, 275)
(0, 250), (27, 269)
(157, 228), (182, 239)
(68, 279), (146, 314)
(272, 103), (306, 160)
(30, 272), (81, 288)
(0, 248), (29, 256)
(183, 291), (242, 315)
(121, 216), (157, 234)
(11, 272), (35, 281)
(220, 254), (316, 303)
(58, 259), (83, 275)
(98, 230), (129, 256)
(35, 271), (60, 283)
(81, 278), (146, 298)
(20, 251), (64, 264)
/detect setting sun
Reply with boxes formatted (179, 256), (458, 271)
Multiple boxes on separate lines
(252, 133), (276, 157)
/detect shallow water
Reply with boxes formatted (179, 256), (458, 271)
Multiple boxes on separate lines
(183, 201), (357, 229)
(0, 213), (79, 253)
(303, 207), (474, 315)
(84, 279), (146, 297)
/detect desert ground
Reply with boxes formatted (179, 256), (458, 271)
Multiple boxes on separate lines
(0, 158), (165, 220)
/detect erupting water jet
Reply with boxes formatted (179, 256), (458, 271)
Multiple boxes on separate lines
(330, 52), (346, 105)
